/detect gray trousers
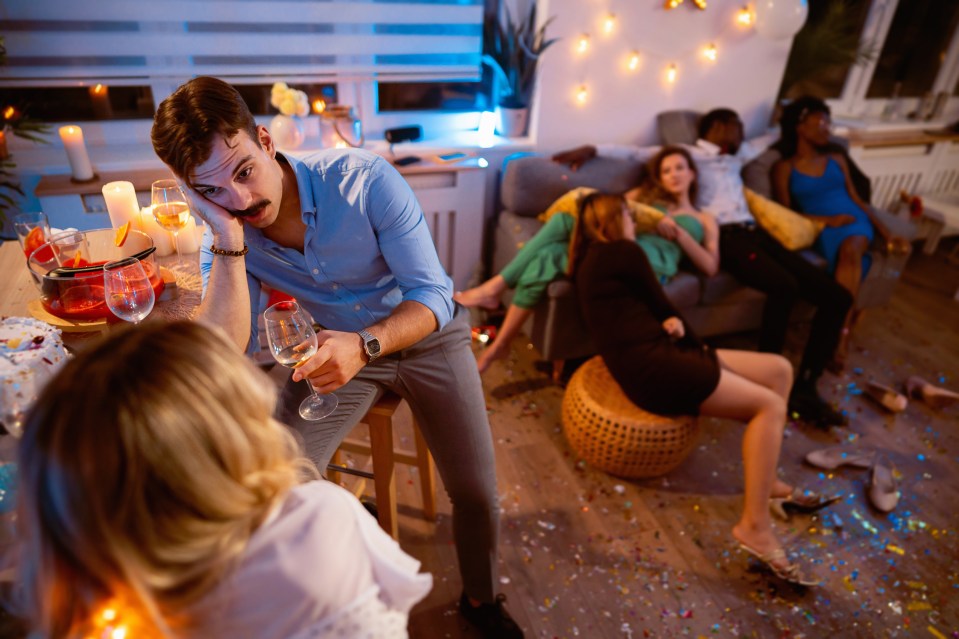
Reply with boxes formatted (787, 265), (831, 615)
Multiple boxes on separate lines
(279, 305), (499, 602)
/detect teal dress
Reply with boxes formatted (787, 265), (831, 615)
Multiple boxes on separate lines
(501, 213), (705, 309)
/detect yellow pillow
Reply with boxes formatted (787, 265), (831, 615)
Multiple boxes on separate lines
(627, 201), (665, 234)
(743, 187), (823, 251)
(538, 187), (596, 223)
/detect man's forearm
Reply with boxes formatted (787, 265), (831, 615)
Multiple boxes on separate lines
(365, 299), (439, 355)
(196, 254), (252, 352)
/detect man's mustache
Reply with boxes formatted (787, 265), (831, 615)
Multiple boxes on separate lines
(229, 199), (271, 218)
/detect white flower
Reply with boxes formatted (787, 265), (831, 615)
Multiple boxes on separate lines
(270, 82), (309, 116)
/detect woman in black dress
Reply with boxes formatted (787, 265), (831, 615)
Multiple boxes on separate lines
(570, 193), (833, 587)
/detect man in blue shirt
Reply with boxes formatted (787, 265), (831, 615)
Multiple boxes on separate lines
(151, 76), (522, 638)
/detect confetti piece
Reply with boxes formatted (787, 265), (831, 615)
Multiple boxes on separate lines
(907, 602), (932, 611)
(886, 544), (905, 555)
(927, 626), (946, 639)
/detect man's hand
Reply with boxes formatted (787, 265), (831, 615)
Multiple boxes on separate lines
(551, 145), (597, 171)
(177, 179), (244, 244)
(291, 329), (367, 393)
(827, 214), (856, 228)
(662, 316), (685, 339)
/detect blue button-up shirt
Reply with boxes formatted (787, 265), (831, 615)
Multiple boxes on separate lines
(199, 149), (454, 352)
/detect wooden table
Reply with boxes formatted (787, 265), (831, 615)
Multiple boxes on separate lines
(0, 240), (203, 350)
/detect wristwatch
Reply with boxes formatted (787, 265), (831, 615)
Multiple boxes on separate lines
(357, 329), (381, 364)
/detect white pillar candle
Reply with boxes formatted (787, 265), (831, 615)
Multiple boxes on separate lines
(102, 181), (142, 231)
(175, 215), (201, 254)
(139, 206), (175, 257)
(58, 125), (95, 181)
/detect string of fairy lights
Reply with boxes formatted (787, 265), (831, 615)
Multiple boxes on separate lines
(570, 4), (757, 106)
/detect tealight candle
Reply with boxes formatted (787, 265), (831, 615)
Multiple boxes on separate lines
(58, 125), (95, 181)
(175, 215), (201, 254)
(139, 206), (175, 257)
(102, 181), (142, 231)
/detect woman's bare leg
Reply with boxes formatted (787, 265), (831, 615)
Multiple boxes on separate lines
(454, 275), (508, 310)
(699, 356), (790, 569)
(476, 304), (532, 374)
(715, 349), (795, 498)
(831, 236), (870, 368)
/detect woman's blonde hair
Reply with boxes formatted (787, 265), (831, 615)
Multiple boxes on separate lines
(16, 321), (317, 637)
(568, 192), (628, 277)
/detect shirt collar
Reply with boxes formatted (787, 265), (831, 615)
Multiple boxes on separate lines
(695, 138), (722, 156)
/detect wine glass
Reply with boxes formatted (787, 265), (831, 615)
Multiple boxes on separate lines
(13, 211), (50, 259)
(151, 179), (190, 267)
(263, 300), (338, 421)
(103, 257), (156, 324)
(0, 375), (37, 439)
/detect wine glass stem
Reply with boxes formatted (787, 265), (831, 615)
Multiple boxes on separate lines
(172, 231), (182, 266)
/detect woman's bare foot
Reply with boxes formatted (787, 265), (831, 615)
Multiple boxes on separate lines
(906, 376), (959, 410)
(732, 523), (791, 573)
(477, 340), (510, 374)
(453, 275), (507, 310)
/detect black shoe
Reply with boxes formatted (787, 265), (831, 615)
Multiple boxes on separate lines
(789, 389), (848, 428)
(459, 592), (524, 638)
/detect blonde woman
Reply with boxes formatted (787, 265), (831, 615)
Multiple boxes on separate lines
(16, 321), (432, 638)
(569, 193), (837, 587)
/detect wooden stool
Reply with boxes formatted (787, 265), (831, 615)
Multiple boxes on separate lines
(561, 356), (699, 478)
(328, 392), (437, 539)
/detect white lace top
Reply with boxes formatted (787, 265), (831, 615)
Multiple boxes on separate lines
(186, 481), (433, 638)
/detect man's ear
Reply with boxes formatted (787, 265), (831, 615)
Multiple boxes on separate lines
(257, 125), (276, 159)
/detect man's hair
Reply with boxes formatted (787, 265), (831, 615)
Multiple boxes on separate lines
(697, 108), (740, 139)
(151, 76), (260, 184)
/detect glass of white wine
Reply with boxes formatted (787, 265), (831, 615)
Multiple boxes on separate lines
(263, 300), (338, 421)
(103, 257), (156, 324)
(151, 179), (191, 267)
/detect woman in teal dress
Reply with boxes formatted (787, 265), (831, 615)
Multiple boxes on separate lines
(771, 96), (909, 365)
(455, 146), (719, 373)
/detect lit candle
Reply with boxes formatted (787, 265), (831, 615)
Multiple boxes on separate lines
(139, 206), (175, 257)
(102, 181), (142, 231)
(58, 125), (95, 181)
(175, 215), (201, 254)
(89, 84), (113, 119)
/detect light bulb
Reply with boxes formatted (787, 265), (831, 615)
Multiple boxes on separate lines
(665, 63), (678, 84)
(692, 0), (707, 8)
(664, 0), (681, 9)
(603, 14), (616, 35)
(575, 84), (589, 105)
(91, 83), (107, 96)
(312, 99), (326, 114)
(577, 34), (590, 54)
(703, 43), (717, 62)
(736, 6), (754, 27)
(627, 51), (641, 72)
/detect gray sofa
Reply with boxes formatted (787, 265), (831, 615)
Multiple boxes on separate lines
(490, 150), (915, 365)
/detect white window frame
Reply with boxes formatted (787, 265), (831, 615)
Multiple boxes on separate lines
(828, 0), (959, 122)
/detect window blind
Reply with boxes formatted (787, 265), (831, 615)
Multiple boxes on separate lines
(0, 0), (484, 86)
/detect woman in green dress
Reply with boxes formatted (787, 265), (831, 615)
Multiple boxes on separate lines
(456, 146), (719, 373)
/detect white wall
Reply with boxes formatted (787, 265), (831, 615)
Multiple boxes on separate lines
(530, 0), (796, 151)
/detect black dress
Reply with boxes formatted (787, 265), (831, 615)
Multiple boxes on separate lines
(576, 240), (721, 416)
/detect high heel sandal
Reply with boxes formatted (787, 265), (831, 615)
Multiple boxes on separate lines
(738, 542), (820, 587)
(769, 488), (842, 521)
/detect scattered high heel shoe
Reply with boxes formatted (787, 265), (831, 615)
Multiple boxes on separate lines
(738, 542), (820, 586)
(905, 376), (959, 411)
(865, 382), (908, 413)
(868, 456), (900, 513)
(769, 487), (842, 521)
(805, 445), (875, 470)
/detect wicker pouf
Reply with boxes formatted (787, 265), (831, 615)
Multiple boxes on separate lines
(561, 356), (699, 478)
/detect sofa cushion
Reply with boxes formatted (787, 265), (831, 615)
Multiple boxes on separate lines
(745, 187), (822, 251)
(699, 271), (765, 306)
(662, 271), (701, 308)
(741, 148), (779, 198)
(500, 155), (644, 217)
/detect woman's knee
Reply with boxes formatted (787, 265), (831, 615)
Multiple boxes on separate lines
(770, 354), (793, 394)
(839, 236), (869, 259)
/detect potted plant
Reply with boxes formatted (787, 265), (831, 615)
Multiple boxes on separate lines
(483, 3), (558, 137)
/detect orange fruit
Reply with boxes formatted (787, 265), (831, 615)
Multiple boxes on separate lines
(23, 226), (45, 257)
(72, 252), (83, 267)
(114, 221), (131, 247)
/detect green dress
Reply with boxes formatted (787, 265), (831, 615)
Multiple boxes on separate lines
(500, 212), (705, 309)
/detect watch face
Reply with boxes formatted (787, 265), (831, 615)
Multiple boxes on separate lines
(367, 337), (381, 356)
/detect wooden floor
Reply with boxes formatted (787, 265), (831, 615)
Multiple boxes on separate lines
(383, 240), (959, 639)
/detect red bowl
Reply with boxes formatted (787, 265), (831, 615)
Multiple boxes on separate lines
(27, 228), (165, 321)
